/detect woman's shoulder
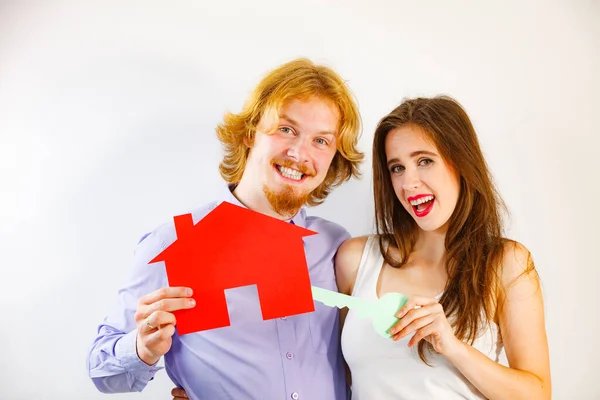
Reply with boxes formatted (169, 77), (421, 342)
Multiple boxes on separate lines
(335, 235), (373, 295)
(336, 235), (373, 271)
(498, 239), (537, 286)
(338, 235), (372, 254)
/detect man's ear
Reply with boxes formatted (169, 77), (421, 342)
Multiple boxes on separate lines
(243, 133), (254, 148)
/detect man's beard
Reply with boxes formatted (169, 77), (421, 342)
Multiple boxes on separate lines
(264, 158), (317, 218)
(263, 184), (311, 219)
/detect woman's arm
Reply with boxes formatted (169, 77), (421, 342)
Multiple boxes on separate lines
(390, 241), (551, 399)
(334, 236), (368, 295)
(334, 235), (369, 388)
(447, 241), (551, 399)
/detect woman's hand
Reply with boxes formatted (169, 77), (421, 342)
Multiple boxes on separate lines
(388, 295), (463, 357)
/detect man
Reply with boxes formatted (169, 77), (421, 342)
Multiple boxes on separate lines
(87, 58), (363, 400)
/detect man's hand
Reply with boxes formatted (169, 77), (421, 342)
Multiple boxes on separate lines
(172, 387), (189, 399)
(134, 287), (195, 365)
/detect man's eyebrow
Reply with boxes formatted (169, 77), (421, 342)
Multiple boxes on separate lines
(278, 114), (298, 126)
(279, 114), (337, 136)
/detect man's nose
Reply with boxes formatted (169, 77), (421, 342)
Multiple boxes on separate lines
(286, 136), (310, 163)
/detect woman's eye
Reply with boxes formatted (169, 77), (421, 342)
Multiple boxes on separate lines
(390, 165), (404, 173)
(418, 158), (433, 167)
(279, 127), (294, 135)
(315, 138), (329, 145)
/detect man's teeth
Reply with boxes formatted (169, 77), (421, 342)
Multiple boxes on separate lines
(410, 195), (434, 206)
(277, 165), (303, 181)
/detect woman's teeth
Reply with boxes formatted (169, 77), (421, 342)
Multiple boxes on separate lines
(410, 195), (434, 207)
(410, 195), (435, 212)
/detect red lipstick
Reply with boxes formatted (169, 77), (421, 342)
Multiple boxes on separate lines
(407, 194), (435, 218)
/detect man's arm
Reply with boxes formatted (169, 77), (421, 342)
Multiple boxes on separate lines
(86, 230), (170, 393)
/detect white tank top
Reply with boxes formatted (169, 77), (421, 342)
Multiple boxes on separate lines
(341, 236), (507, 400)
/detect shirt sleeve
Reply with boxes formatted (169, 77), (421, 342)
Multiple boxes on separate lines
(87, 229), (171, 393)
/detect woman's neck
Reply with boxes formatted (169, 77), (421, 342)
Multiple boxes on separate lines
(412, 229), (447, 272)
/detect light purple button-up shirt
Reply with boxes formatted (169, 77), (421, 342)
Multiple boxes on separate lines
(87, 186), (350, 400)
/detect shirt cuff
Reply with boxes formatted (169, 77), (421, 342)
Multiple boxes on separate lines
(115, 329), (163, 381)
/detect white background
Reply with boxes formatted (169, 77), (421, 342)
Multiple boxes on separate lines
(1, 0), (598, 398)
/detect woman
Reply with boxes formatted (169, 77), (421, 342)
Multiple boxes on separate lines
(335, 96), (550, 399)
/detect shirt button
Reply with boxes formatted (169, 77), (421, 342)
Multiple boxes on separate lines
(286, 352), (294, 360)
(280, 316), (286, 320)
(291, 393), (299, 400)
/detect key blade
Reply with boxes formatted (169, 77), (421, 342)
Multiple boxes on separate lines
(311, 286), (342, 308)
(311, 286), (356, 309)
(311, 286), (374, 315)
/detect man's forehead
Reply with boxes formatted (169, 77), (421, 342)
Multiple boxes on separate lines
(277, 98), (340, 135)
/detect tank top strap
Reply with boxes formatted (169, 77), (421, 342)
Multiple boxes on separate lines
(351, 235), (385, 299)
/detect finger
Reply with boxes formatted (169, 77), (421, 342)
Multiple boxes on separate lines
(157, 324), (176, 341)
(139, 287), (193, 306)
(389, 304), (437, 335)
(147, 324), (176, 343)
(144, 311), (177, 331)
(171, 387), (189, 398)
(393, 315), (435, 341)
(407, 324), (440, 347)
(142, 317), (158, 333)
(395, 296), (439, 319)
(153, 297), (196, 313)
(137, 297), (196, 321)
(144, 324), (176, 347)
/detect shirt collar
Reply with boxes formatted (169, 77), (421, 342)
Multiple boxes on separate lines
(219, 184), (307, 227)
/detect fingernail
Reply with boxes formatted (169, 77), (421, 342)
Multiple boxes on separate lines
(189, 299), (196, 306)
(186, 288), (193, 296)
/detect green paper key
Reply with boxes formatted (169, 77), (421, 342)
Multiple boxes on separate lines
(311, 286), (408, 338)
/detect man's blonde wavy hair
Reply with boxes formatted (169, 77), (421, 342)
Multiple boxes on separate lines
(216, 58), (364, 206)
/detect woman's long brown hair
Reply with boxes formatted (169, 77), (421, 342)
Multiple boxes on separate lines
(372, 96), (516, 363)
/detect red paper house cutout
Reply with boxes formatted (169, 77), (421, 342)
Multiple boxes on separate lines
(150, 201), (318, 335)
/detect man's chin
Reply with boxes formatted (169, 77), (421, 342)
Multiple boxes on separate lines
(263, 184), (311, 218)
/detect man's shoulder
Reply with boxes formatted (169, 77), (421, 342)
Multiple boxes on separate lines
(304, 214), (351, 245)
(137, 200), (223, 247)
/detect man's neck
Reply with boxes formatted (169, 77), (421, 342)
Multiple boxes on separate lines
(231, 181), (296, 221)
